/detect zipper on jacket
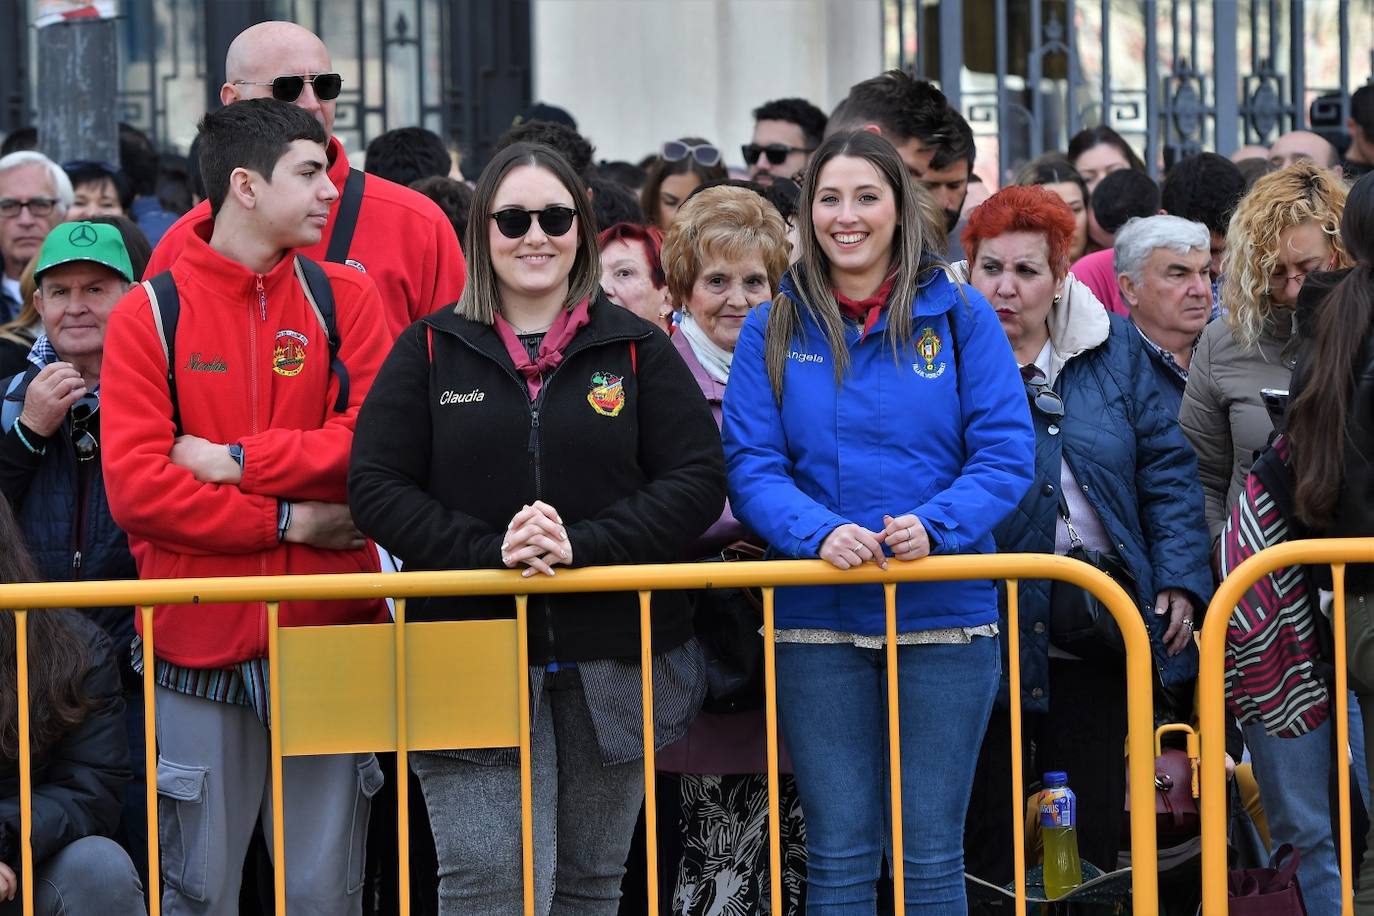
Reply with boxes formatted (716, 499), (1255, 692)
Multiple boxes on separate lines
(68, 421), (88, 578)
(256, 274), (267, 321)
(249, 278), (268, 646)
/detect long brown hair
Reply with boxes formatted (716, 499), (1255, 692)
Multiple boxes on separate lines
(1288, 171), (1374, 529)
(763, 130), (933, 398)
(0, 496), (94, 760)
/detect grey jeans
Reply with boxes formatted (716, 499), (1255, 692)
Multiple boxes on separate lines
(0, 836), (144, 916)
(412, 668), (645, 916)
(153, 688), (385, 916)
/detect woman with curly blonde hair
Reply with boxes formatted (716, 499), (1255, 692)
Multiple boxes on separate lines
(1179, 160), (1350, 914)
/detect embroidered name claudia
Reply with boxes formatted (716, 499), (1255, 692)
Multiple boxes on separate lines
(185, 353), (227, 373)
(440, 388), (485, 405)
(788, 350), (824, 364)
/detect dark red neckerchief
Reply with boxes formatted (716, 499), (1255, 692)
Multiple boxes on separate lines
(833, 267), (898, 340)
(493, 297), (592, 400)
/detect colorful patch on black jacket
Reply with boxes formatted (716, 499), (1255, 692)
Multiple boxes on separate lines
(587, 370), (625, 416)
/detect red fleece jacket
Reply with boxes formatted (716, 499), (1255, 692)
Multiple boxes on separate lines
(102, 225), (390, 668)
(146, 136), (466, 340)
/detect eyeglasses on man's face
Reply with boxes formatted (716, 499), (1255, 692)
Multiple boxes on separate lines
(0, 197), (58, 219)
(742, 143), (815, 166)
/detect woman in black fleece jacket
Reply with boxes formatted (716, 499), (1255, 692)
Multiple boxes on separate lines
(348, 142), (725, 915)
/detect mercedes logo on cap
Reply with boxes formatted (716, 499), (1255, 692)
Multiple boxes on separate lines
(68, 224), (98, 247)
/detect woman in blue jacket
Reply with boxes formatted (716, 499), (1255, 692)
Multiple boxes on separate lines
(957, 185), (1212, 884)
(721, 129), (1035, 914)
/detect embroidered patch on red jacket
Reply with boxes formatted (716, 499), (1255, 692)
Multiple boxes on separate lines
(273, 329), (308, 377)
(587, 370), (626, 417)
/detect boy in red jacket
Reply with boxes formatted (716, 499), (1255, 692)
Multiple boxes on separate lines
(101, 99), (390, 915)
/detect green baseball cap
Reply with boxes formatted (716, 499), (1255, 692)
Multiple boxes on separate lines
(33, 221), (134, 282)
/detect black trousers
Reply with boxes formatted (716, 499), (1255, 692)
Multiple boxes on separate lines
(964, 658), (1129, 887)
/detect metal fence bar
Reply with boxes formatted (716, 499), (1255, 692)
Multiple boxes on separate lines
(762, 586), (783, 915)
(1333, 565), (1355, 916)
(1006, 581), (1027, 916)
(939, 0), (962, 110)
(1292, 0), (1307, 128)
(267, 600), (287, 913)
(638, 591), (659, 914)
(515, 594), (535, 916)
(884, 582), (906, 910)
(1199, 538), (1374, 915)
(1214, 0), (1239, 156)
(0, 555), (1161, 910)
(394, 598), (412, 915)
(139, 605), (160, 916)
(15, 610), (31, 916)
(1145, 0), (1160, 175)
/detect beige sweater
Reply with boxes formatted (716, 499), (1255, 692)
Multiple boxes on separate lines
(1178, 312), (1299, 542)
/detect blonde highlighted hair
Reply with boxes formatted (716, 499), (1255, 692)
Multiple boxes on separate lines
(660, 185), (790, 310)
(1221, 162), (1349, 351)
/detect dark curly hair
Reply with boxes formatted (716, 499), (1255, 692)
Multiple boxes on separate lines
(1160, 152), (1247, 237)
(495, 120), (595, 177)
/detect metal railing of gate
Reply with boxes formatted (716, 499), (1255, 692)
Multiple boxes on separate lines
(0, 554), (1161, 915)
(885, 0), (1372, 182)
(1198, 537), (1374, 916)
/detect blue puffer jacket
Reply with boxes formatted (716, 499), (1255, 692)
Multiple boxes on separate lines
(992, 291), (1213, 712)
(722, 265), (1035, 634)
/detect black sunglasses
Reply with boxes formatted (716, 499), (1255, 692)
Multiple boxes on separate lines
(70, 393), (99, 463)
(661, 141), (722, 168)
(489, 206), (577, 239)
(233, 72), (343, 103)
(742, 142), (815, 166)
(1024, 379), (1065, 420)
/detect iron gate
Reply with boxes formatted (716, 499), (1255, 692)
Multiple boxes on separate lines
(885, 0), (1374, 183)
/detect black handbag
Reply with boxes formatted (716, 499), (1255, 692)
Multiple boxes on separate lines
(1048, 491), (1134, 662)
(690, 541), (766, 714)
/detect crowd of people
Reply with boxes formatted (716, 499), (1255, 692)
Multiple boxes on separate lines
(2, 14), (1374, 916)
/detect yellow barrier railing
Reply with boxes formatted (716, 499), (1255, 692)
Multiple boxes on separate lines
(1199, 537), (1374, 916)
(0, 553), (1160, 915)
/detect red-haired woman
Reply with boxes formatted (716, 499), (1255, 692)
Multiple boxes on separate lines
(598, 222), (672, 332)
(954, 184), (1212, 884)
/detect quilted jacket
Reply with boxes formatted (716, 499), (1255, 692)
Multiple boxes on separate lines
(985, 275), (1214, 710)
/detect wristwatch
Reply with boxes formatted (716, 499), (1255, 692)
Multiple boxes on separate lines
(227, 443), (244, 471)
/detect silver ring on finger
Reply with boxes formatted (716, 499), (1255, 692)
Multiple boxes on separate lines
(1181, 617), (1194, 629)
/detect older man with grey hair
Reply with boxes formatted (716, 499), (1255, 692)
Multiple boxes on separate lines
(0, 151), (72, 323)
(1114, 214), (1212, 413)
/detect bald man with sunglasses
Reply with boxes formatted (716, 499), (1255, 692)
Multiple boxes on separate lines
(146, 20), (467, 340)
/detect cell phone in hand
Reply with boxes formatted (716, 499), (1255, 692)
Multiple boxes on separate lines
(1261, 388), (1290, 429)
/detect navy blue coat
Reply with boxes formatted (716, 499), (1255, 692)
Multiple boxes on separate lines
(993, 313), (1213, 712)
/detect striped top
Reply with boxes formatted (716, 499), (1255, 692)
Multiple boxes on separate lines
(130, 635), (271, 725)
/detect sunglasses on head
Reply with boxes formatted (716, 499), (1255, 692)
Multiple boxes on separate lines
(70, 393), (99, 463)
(233, 72), (343, 103)
(742, 142), (815, 166)
(661, 141), (721, 168)
(489, 206), (578, 239)
(1024, 378), (1065, 420)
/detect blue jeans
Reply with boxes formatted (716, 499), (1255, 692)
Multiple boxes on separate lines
(0, 836), (145, 916)
(776, 637), (999, 915)
(1243, 718), (1342, 916)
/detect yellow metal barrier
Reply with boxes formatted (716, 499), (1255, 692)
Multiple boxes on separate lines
(1199, 537), (1374, 916)
(0, 553), (1159, 915)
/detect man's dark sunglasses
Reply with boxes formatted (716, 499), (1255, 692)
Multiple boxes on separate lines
(233, 72), (343, 103)
(70, 393), (99, 463)
(489, 206), (577, 239)
(1024, 379), (1065, 420)
(742, 142), (815, 166)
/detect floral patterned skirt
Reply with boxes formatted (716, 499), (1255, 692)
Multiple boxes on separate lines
(670, 773), (806, 916)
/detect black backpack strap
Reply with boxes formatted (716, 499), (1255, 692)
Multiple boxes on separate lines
(142, 271), (183, 435)
(325, 169), (366, 264)
(293, 256), (350, 413)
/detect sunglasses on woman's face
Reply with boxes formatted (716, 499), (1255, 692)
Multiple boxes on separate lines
(232, 72), (343, 103)
(489, 206), (578, 239)
(661, 141), (722, 168)
(741, 142), (814, 166)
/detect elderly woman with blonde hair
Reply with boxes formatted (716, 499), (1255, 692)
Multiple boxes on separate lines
(1179, 160), (1351, 914)
(650, 183), (805, 915)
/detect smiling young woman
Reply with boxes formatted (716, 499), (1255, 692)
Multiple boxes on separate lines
(721, 129), (1035, 913)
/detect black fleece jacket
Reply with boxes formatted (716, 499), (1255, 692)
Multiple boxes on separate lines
(349, 294), (726, 663)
